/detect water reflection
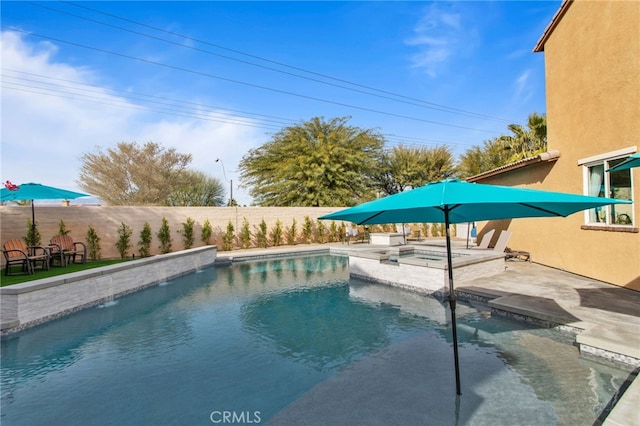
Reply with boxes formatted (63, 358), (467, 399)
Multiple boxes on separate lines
(1, 267), (218, 401)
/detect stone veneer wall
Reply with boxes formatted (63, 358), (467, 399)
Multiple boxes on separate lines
(0, 245), (217, 333)
(348, 255), (505, 295)
(0, 206), (340, 262)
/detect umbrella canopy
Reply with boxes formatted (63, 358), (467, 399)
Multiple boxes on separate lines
(319, 178), (631, 395)
(1, 182), (90, 230)
(1, 182), (89, 203)
(606, 153), (640, 172)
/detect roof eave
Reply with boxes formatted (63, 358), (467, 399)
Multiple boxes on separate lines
(466, 150), (560, 183)
(533, 0), (574, 53)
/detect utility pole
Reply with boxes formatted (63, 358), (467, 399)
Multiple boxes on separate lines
(215, 158), (233, 206)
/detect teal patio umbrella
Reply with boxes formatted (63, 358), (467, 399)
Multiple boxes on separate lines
(1, 182), (90, 231)
(606, 153), (640, 172)
(319, 178), (631, 395)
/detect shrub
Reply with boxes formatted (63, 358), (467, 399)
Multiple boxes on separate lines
(222, 220), (235, 251)
(181, 217), (195, 249)
(302, 216), (313, 244)
(255, 218), (268, 248)
(328, 221), (339, 243)
(201, 218), (213, 245)
(285, 218), (297, 245)
(421, 223), (430, 238)
(115, 222), (132, 259)
(270, 219), (283, 247)
(86, 226), (101, 261)
(315, 220), (326, 243)
(138, 222), (152, 258)
(24, 219), (41, 247)
(57, 219), (70, 236)
(157, 217), (172, 254)
(239, 218), (252, 249)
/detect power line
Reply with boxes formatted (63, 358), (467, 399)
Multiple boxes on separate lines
(8, 27), (503, 135)
(1, 84), (284, 131)
(3, 70), (294, 127)
(33, 1), (515, 124)
(3, 73), (470, 149)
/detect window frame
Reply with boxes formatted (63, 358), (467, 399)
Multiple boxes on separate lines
(579, 147), (636, 228)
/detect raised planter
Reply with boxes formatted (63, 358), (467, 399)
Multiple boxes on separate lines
(1, 246), (217, 334)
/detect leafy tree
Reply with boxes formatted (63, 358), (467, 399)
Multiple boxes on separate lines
(239, 116), (384, 206)
(157, 217), (172, 253)
(458, 112), (547, 178)
(201, 219), (213, 245)
(86, 226), (101, 260)
(77, 141), (192, 205)
(138, 222), (153, 257)
(458, 140), (512, 178)
(166, 170), (226, 206)
(115, 222), (132, 259)
(373, 145), (455, 195)
(181, 217), (195, 249)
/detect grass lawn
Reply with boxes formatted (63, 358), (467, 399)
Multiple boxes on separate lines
(0, 259), (131, 287)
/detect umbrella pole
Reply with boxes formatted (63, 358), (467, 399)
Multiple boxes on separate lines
(444, 208), (462, 395)
(31, 200), (36, 233)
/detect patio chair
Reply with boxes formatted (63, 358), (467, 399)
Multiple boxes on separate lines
(2, 239), (50, 276)
(505, 247), (531, 262)
(344, 226), (359, 244)
(49, 235), (87, 266)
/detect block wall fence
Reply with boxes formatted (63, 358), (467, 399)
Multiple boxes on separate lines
(0, 205), (342, 262)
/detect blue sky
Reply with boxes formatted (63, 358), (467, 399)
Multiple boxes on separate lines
(1, 1), (561, 205)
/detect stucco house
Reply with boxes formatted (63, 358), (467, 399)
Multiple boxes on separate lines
(468, 0), (639, 290)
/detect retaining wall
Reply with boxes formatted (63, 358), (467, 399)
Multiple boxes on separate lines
(0, 245), (217, 333)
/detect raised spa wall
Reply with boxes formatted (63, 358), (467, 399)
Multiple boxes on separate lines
(0, 246), (217, 334)
(345, 246), (505, 296)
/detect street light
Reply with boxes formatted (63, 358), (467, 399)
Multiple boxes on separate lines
(215, 158), (233, 206)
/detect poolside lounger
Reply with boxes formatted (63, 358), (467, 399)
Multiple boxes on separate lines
(471, 229), (495, 249)
(491, 230), (512, 253)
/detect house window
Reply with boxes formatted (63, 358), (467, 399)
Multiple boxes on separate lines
(585, 157), (634, 226)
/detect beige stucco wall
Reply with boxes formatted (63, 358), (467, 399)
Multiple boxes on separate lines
(481, 0), (640, 290)
(0, 206), (342, 261)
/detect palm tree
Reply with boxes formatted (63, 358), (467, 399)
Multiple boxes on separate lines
(499, 112), (547, 161)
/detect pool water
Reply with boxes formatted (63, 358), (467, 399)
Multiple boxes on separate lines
(0, 255), (634, 425)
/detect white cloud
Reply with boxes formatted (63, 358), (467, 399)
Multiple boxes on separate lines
(405, 4), (468, 77)
(1, 31), (261, 205)
(514, 69), (533, 103)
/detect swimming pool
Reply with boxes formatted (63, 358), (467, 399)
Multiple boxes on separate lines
(0, 254), (634, 425)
